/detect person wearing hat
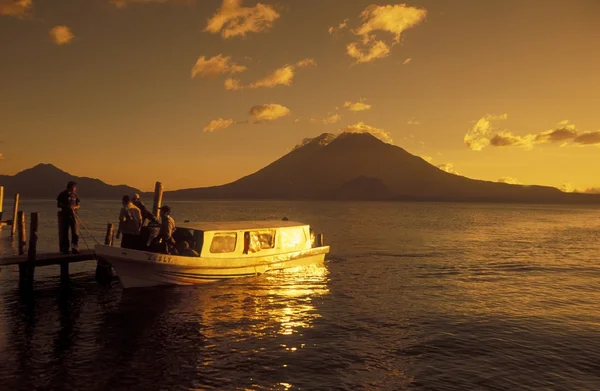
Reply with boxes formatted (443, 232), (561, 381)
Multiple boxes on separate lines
(56, 181), (80, 254)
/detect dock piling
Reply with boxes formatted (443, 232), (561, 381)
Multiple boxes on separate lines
(95, 223), (114, 282)
(19, 212), (38, 286)
(316, 233), (324, 247)
(151, 181), (163, 220)
(0, 185), (3, 222)
(17, 211), (27, 255)
(11, 193), (19, 238)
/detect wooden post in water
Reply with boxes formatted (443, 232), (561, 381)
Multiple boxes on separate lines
(11, 193), (19, 238)
(151, 181), (163, 220)
(17, 211), (27, 255)
(95, 223), (114, 282)
(0, 185), (3, 223)
(316, 233), (324, 247)
(20, 212), (38, 285)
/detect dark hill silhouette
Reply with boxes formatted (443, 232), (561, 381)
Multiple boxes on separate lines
(2, 134), (598, 203)
(165, 132), (600, 203)
(0, 163), (141, 199)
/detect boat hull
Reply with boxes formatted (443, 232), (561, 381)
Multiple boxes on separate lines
(94, 244), (329, 288)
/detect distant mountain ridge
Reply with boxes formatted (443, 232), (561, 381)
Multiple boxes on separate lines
(1, 134), (599, 204)
(0, 163), (141, 200)
(164, 132), (600, 204)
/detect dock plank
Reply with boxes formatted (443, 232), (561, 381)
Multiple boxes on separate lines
(0, 249), (96, 267)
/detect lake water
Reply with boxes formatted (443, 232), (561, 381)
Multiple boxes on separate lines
(0, 200), (599, 390)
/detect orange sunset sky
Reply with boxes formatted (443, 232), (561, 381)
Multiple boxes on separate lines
(1, 0), (599, 192)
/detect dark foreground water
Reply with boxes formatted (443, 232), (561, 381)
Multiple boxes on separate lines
(1, 200), (600, 390)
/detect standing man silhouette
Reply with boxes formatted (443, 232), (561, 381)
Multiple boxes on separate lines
(57, 181), (80, 254)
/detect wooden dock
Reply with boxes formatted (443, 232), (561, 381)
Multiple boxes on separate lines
(0, 249), (96, 268)
(0, 182), (164, 289)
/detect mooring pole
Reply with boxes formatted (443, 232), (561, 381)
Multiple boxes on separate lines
(95, 223), (114, 283)
(19, 212), (38, 285)
(11, 193), (19, 238)
(151, 181), (163, 220)
(17, 211), (27, 255)
(0, 185), (4, 223)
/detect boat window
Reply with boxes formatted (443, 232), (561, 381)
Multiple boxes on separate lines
(210, 232), (237, 253)
(250, 230), (276, 250)
(280, 227), (307, 249)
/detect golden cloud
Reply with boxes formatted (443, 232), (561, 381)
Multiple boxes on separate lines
(49, 26), (75, 45)
(497, 177), (522, 185)
(464, 113), (508, 151)
(403, 58), (412, 65)
(0, 0), (32, 18)
(354, 4), (427, 43)
(225, 58), (315, 90)
(343, 99), (371, 112)
(574, 131), (600, 145)
(203, 118), (234, 132)
(469, 119), (600, 150)
(339, 122), (392, 144)
(346, 40), (390, 64)
(338, 4), (427, 64)
(109, 0), (192, 8)
(249, 104), (290, 122)
(204, 0), (280, 39)
(328, 19), (349, 35)
(250, 65), (295, 88)
(407, 119), (420, 125)
(436, 163), (459, 175)
(191, 54), (247, 79)
(322, 113), (341, 124)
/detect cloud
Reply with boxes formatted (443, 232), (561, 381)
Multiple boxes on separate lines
(402, 58), (412, 65)
(309, 113), (341, 125)
(295, 58), (316, 68)
(464, 113), (508, 151)
(203, 118), (234, 132)
(49, 26), (75, 45)
(489, 131), (535, 150)
(347, 40), (391, 64)
(470, 119), (600, 150)
(224, 77), (243, 90)
(328, 18), (349, 35)
(407, 119), (420, 125)
(250, 65), (295, 88)
(339, 122), (392, 144)
(339, 4), (427, 64)
(0, 0), (32, 18)
(225, 58), (315, 90)
(420, 155), (433, 163)
(249, 104), (290, 122)
(343, 99), (371, 112)
(560, 183), (576, 193)
(204, 0), (280, 39)
(191, 54), (247, 79)
(535, 126), (578, 143)
(583, 187), (600, 194)
(109, 0), (192, 8)
(574, 131), (600, 145)
(436, 163), (459, 175)
(497, 177), (521, 185)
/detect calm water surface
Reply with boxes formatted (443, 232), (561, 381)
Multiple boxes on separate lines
(0, 200), (599, 390)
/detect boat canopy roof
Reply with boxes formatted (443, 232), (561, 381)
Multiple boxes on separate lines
(178, 220), (308, 232)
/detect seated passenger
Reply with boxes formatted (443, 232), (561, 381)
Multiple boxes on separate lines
(243, 231), (261, 254)
(178, 241), (200, 257)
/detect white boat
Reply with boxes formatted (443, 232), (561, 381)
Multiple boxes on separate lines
(94, 220), (329, 289)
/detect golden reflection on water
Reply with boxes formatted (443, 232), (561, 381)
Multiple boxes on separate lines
(200, 263), (330, 340)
